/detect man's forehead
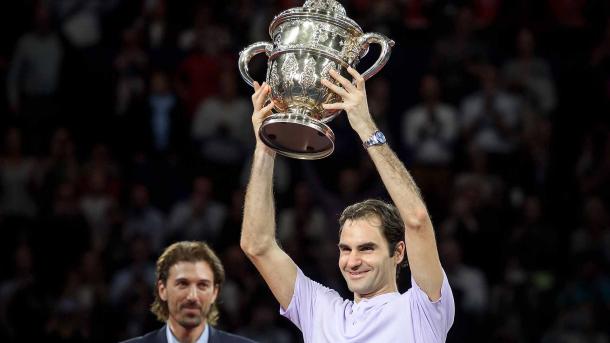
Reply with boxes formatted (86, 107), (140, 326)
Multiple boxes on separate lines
(339, 217), (386, 245)
(168, 260), (214, 280)
(344, 214), (383, 227)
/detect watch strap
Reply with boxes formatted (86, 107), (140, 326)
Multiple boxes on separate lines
(362, 130), (386, 149)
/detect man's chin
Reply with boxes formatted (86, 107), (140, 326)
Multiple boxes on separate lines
(177, 316), (203, 328)
(345, 280), (369, 294)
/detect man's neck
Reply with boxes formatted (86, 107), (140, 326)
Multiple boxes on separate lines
(353, 285), (399, 303)
(168, 319), (206, 343)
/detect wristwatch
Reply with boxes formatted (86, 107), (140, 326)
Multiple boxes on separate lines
(363, 130), (386, 149)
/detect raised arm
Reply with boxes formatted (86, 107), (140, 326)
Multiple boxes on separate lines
(240, 82), (297, 309)
(322, 68), (444, 301)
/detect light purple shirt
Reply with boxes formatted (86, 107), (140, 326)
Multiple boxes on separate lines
(280, 268), (455, 343)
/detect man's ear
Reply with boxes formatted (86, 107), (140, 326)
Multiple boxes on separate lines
(211, 284), (219, 304)
(158, 280), (167, 301)
(394, 241), (406, 264)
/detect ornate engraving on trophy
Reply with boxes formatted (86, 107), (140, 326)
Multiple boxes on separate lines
(281, 54), (299, 91)
(269, 63), (282, 96)
(301, 56), (317, 96)
(320, 61), (336, 93)
(314, 28), (330, 46)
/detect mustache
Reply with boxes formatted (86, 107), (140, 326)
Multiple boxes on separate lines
(180, 301), (202, 310)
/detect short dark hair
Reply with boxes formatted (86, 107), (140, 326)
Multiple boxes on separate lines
(151, 241), (225, 325)
(339, 199), (408, 276)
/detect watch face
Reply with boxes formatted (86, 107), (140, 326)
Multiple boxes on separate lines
(375, 131), (386, 143)
(364, 131), (386, 148)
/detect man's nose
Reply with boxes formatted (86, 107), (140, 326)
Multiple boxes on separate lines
(186, 285), (198, 300)
(347, 251), (362, 268)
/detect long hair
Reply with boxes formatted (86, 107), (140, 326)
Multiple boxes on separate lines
(150, 241), (225, 325)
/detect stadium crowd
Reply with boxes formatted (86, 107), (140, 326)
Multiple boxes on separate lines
(0, 0), (609, 342)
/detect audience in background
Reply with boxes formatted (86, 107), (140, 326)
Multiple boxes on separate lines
(0, 1), (608, 342)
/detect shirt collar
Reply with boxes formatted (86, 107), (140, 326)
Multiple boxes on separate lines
(352, 291), (400, 311)
(166, 322), (209, 343)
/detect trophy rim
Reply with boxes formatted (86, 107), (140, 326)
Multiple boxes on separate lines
(269, 8), (363, 37)
(259, 113), (335, 160)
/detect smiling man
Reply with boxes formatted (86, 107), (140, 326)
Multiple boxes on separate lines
(120, 241), (255, 343)
(241, 68), (455, 342)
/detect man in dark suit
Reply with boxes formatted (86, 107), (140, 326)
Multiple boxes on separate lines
(120, 241), (256, 343)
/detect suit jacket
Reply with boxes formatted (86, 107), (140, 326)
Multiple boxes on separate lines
(119, 325), (256, 343)
(123, 97), (191, 157)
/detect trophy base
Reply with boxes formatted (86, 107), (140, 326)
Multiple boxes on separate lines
(259, 113), (335, 160)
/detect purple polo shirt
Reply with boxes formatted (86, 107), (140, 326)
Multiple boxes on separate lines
(280, 268), (454, 343)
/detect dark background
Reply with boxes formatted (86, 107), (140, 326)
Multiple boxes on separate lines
(0, 0), (609, 342)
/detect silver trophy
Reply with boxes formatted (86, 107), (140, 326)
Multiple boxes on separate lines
(239, 0), (394, 159)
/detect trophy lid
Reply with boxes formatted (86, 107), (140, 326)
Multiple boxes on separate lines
(302, 0), (346, 16)
(270, 0), (362, 36)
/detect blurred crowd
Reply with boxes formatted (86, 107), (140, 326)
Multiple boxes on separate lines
(0, 0), (609, 342)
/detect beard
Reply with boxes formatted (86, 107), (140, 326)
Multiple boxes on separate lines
(176, 302), (209, 328)
(177, 314), (202, 328)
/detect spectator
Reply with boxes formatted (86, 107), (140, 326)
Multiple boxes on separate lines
(460, 64), (522, 158)
(575, 126), (610, 196)
(0, 127), (38, 218)
(39, 128), (80, 213)
(36, 181), (91, 285)
(502, 28), (556, 115)
(440, 239), (488, 342)
(0, 242), (35, 340)
(114, 27), (149, 116)
(167, 176), (227, 244)
(367, 77), (393, 143)
(191, 72), (253, 180)
(506, 195), (557, 271)
(80, 167), (116, 252)
(217, 190), (247, 251)
(277, 181), (329, 266)
(218, 245), (260, 330)
(191, 71), (252, 165)
(402, 74), (458, 166)
(431, 6), (489, 103)
(176, 5), (232, 115)
(1, 241), (45, 341)
(278, 181), (328, 244)
(302, 161), (384, 228)
(123, 183), (166, 253)
(570, 196), (610, 264)
(441, 148), (506, 270)
(127, 69), (189, 157)
(236, 302), (292, 343)
(441, 239), (489, 316)
(108, 236), (156, 330)
(546, 257), (610, 343)
(6, 4), (62, 148)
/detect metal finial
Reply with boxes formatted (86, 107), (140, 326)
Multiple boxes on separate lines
(303, 0), (346, 16)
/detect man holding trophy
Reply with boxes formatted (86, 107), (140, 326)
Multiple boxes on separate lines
(241, 66), (454, 342)
(239, 1), (454, 342)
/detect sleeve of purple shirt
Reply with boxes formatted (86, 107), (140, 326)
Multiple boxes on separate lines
(279, 268), (342, 340)
(407, 271), (455, 341)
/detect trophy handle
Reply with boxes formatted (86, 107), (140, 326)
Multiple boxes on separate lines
(238, 41), (274, 87)
(357, 33), (395, 81)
